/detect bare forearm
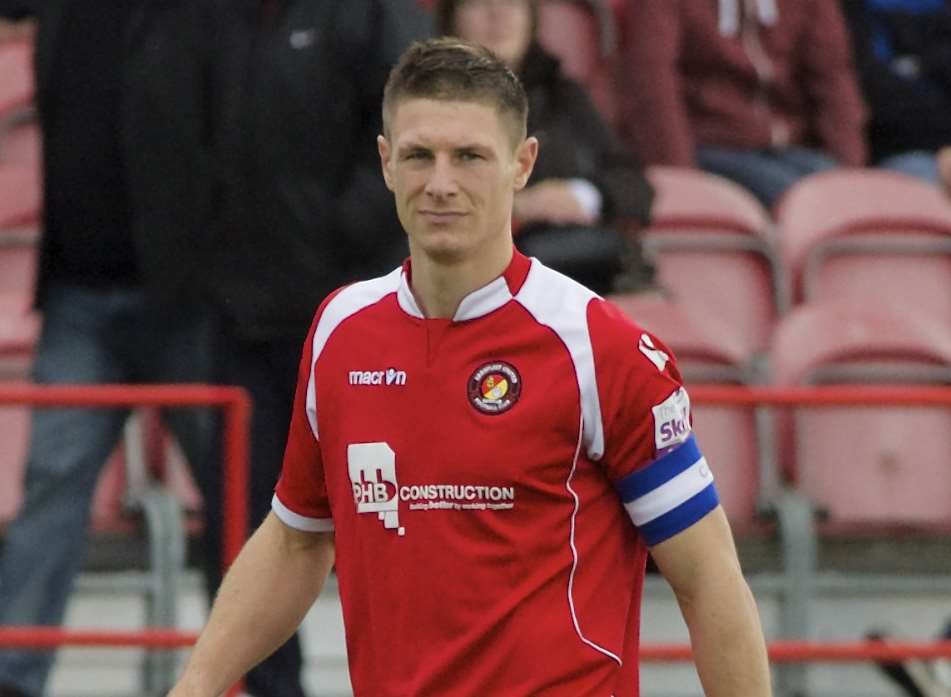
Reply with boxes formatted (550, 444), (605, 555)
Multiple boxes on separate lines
(170, 513), (334, 697)
(652, 508), (772, 696)
(679, 568), (772, 696)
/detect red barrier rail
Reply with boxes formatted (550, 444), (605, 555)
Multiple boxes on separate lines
(689, 384), (951, 407)
(0, 383), (251, 566)
(0, 627), (949, 664)
(1, 384), (949, 680)
(0, 384), (251, 695)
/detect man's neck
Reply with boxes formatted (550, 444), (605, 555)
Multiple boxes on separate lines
(409, 244), (514, 319)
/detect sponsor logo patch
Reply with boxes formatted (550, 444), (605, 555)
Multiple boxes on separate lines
(348, 368), (407, 386)
(652, 387), (691, 452)
(467, 361), (522, 415)
(347, 441), (517, 536)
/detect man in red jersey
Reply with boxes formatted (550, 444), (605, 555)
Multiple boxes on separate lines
(168, 38), (772, 697)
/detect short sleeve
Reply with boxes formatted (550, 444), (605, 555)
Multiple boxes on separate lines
(273, 307), (335, 532)
(588, 299), (718, 545)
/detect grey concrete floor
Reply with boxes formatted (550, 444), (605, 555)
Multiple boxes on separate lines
(43, 568), (951, 697)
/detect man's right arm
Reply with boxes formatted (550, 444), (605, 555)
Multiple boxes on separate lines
(168, 513), (335, 697)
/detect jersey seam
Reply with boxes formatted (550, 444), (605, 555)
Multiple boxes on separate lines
(565, 412), (623, 667)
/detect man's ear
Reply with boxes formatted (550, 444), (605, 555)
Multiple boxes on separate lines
(513, 136), (539, 191)
(378, 134), (395, 191)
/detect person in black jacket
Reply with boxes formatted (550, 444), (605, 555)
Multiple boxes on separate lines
(0, 3), (218, 697)
(198, 1), (430, 693)
(434, 0), (654, 294)
(841, 0), (951, 183)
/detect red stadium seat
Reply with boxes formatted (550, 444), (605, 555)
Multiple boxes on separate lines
(0, 118), (41, 167)
(0, 163), (40, 230)
(0, 291), (38, 379)
(0, 237), (37, 297)
(608, 292), (768, 530)
(90, 410), (204, 535)
(772, 299), (951, 530)
(776, 169), (951, 322)
(0, 40), (33, 118)
(537, 0), (618, 124)
(0, 406), (204, 536)
(0, 404), (29, 530)
(643, 166), (785, 355)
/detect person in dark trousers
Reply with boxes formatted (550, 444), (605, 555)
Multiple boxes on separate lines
(0, 3), (217, 697)
(200, 2), (432, 694)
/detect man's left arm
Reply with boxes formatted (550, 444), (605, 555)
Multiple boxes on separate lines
(651, 506), (773, 697)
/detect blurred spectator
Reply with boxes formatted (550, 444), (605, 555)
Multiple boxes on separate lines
(435, 0), (655, 293)
(200, 2), (430, 693)
(617, 0), (868, 209)
(0, 3), (217, 697)
(841, 0), (951, 184)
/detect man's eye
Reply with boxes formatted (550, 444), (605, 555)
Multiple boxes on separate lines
(404, 151), (429, 160)
(460, 152), (483, 161)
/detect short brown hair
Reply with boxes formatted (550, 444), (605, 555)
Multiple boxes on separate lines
(382, 37), (529, 146)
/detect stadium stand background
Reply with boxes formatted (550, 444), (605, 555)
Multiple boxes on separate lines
(1, 2), (950, 696)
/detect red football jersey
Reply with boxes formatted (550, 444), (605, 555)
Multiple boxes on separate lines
(274, 251), (718, 696)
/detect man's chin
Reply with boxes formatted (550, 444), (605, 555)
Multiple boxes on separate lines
(415, 236), (471, 264)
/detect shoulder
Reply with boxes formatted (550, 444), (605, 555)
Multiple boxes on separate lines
(514, 259), (599, 328)
(310, 267), (402, 359)
(514, 260), (658, 367)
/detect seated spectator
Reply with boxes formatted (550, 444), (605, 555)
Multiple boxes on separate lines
(435, 0), (655, 294)
(617, 0), (868, 209)
(842, 0), (951, 185)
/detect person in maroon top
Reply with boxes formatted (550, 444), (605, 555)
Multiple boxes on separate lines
(616, 0), (868, 208)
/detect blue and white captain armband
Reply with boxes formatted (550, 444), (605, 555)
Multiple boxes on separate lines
(614, 434), (719, 546)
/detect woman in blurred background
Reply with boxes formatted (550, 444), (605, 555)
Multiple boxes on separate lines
(435, 0), (655, 294)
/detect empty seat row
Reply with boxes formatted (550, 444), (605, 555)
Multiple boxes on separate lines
(642, 166), (951, 356)
(610, 292), (951, 534)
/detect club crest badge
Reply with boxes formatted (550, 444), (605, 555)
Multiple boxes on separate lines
(468, 361), (522, 415)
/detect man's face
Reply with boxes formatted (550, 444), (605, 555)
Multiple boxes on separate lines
(378, 98), (537, 265)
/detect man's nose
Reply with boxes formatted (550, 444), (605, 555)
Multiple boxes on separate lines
(424, 155), (458, 198)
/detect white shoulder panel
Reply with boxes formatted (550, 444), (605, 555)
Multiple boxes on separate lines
(306, 268), (403, 439)
(514, 260), (604, 459)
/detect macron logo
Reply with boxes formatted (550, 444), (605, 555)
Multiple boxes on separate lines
(349, 368), (407, 387)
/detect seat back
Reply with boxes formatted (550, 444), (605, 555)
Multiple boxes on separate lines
(777, 169), (951, 322)
(0, 239), (37, 296)
(0, 291), (38, 379)
(0, 39), (33, 119)
(772, 300), (951, 528)
(0, 404), (29, 530)
(644, 166), (783, 355)
(608, 291), (763, 528)
(0, 118), (41, 167)
(0, 164), (40, 230)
